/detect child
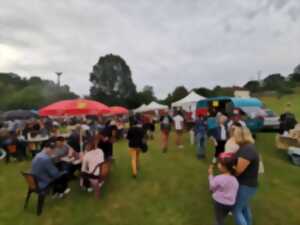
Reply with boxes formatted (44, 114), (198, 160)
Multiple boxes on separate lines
(208, 152), (239, 225)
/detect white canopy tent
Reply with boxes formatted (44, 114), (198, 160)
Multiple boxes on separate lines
(134, 102), (168, 113)
(171, 91), (205, 112)
(146, 101), (168, 111)
(134, 104), (147, 113)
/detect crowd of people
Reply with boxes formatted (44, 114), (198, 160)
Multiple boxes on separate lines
(0, 117), (127, 196)
(155, 110), (259, 225)
(1, 105), (298, 225)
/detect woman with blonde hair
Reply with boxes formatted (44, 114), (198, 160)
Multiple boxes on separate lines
(225, 122), (241, 153)
(232, 126), (258, 225)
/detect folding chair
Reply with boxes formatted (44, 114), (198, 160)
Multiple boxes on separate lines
(21, 172), (49, 216)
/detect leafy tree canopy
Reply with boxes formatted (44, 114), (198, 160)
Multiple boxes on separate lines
(90, 54), (137, 107)
(0, 73), (77, 110)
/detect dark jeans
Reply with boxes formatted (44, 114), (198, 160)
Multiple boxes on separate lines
(50, 173), (69, 194)
(215, 141), (226, 158)
(214, 201), (234, 225)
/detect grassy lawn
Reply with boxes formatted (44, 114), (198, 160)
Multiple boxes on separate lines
(1, 131), (300, 225)
(1, 94), (300, 225)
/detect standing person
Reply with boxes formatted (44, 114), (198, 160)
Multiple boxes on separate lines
(210, 115), (229, 163)
(173, 111), (185, 149)
(98, 121), (115, 160)
(127, 120), (145, 178)
(279, 103), (297, 135)
(68, 127), (81, 153)
(208, 152), (239, 225)
(149, 116), (156, 140)
(160, 112), (173, 153)
(233, 126), (259, 225)
(31, 140), (70, 198)
(194, 115), (208, 159)
(227, 110), (246, 128)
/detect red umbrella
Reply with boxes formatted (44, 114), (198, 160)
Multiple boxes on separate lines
(39, 99), (110, 116)
(109, 106), (129, 115)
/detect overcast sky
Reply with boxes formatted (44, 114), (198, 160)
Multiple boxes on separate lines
(0, 0), (299, 98)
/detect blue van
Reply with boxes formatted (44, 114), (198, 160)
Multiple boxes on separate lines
(196, 97), (265, 133)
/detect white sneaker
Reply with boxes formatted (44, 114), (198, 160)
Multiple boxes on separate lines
(98, 181), (104, 188)
(52, 193), (59, 199)
(212, 157), (217, 164)
(87, 188), (93, 193)
(64, 188), (71, 195)
(58, 193), (64, 199)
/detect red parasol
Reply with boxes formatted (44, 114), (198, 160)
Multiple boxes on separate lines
(109, 106), (129, 115)
(39, 99), (110, 116)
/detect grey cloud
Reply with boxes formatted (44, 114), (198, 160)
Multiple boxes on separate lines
(0, 0), (300, 98)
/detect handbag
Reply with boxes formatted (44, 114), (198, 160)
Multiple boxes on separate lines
(141, 140), (148, 153)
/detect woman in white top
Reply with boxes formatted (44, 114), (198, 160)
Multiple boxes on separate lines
(80, 138), (104, 189)
(173, 111), (185, 149)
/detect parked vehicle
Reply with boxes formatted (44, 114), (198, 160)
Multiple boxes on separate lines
(262, 109), (280, 131)
(196, 97), (265, 133)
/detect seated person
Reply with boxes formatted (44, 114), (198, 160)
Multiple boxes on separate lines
(53, 136), (80, 177)
(31, 140), (70, 198)
(81, 138), (105, 190)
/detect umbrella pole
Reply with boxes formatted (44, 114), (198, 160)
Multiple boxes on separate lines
(80, 127), (83, 152)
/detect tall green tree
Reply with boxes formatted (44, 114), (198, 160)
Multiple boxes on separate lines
(263, 73), (286, 90)
(89, 54), (137, 107)
(244, 80), (261, 93)
(138, 85), (156, 105)
(172, 86), (188, 102)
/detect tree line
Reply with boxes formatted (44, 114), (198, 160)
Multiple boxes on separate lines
(90, 54), (300, 108)
(1, 54), (300, 110)
(0, 73), (77, 111)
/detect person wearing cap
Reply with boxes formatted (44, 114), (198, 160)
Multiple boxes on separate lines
(227, 110), (246, 129)
(31, 140), (70, 198)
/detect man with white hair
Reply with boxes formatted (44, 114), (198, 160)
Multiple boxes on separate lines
(210, 114), (229, 163)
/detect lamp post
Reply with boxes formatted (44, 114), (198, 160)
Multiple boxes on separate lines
(56, 72), (63, 86)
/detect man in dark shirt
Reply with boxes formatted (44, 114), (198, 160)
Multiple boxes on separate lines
(127, 121), (145, 178)
(98, 121), (115, 160)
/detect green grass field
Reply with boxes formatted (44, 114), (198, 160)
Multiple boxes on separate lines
(1, 94), (300, 225)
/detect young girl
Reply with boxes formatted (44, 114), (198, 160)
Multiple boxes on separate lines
(208, 152), (239, 225)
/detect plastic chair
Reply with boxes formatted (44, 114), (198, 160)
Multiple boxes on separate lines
(21, 172), (49, 216)
(84, 159), (112, 199)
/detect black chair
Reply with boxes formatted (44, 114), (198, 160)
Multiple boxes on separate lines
(21, 172), (49, 216)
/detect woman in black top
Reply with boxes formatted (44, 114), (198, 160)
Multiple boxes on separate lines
(233, 126), (259, 225)
(127, 120), (145, 178)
